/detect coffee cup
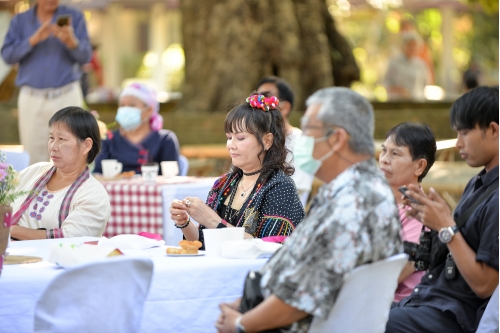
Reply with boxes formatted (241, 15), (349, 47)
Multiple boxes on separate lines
(141, 162), (159, 183)
(101, 159), (123, 178)
(202, 227), (245, 257)
(161, 161), (179, 178)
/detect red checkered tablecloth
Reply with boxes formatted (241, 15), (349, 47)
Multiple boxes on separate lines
(100, 179), (165, 237)
(98, 176), (216, 239)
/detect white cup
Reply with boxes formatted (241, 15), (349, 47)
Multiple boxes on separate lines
(101, 159), (123, 178)
(141, 162), (159, 183)
(161, 161), (179, 178)
(202, 227), (245, 257)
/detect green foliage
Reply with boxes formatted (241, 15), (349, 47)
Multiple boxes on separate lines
(469, 10), (499, 76)
(468, 0), (499, 14)
(0, 151), (28, 206)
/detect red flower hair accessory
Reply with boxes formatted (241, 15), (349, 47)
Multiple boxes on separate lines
(246, 94), (279, 111)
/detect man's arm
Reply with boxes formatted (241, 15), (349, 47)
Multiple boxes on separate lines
(447, 232), (498, 298)
(406, 185), (498, 298)
(1, 16), (39, 64)
(59, 10), (92, 64)
(215, 295), (309, 333)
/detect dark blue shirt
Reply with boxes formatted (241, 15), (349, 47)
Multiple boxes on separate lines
(1, 5), (91, 88)
(93, 129), (180, 175)
(400, 165), (499, 333)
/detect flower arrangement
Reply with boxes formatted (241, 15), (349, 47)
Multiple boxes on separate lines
(0, 151), (25, 206)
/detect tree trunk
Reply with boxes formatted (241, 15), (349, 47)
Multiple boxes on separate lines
(180, 0), (359, 112)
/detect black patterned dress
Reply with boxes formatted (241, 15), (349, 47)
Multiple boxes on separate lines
(197, 169), (305, 250)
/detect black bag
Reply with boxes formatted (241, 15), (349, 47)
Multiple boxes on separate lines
(239, 270), (265, 314)
(429, 230), (448, 270)
(239, 270), (288, 333)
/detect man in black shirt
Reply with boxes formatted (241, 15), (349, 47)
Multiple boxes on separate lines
(386, 86), (499, 333)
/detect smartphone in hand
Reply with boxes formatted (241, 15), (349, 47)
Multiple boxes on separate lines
(56, 15), (71, 27)
(398, 186), (423, 205)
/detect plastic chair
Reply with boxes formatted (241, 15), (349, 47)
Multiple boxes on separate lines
(4, 151), (30, 171)
(308, 253), (408, 333)
(34, 257), (154, 333)
(477, 286), (499, 333)
(178, 154), (189, 176)
(299, 190), (310, 208)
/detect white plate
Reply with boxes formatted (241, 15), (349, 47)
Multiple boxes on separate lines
(166, 251), (205, 257)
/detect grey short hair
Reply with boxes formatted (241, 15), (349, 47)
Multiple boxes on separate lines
(306, 87), (375, 155)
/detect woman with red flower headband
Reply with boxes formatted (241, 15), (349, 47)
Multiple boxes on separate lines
(170, 93), (305, 249)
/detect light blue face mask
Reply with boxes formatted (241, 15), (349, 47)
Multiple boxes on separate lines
(115, 106), (143, 131)
(293, 134), (334, 176)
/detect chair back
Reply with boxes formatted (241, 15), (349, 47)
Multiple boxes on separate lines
(477, 285), (499, 333)
(308, 253), (408, 333)
(179, 155), (189, 176)
(4, 151), (30, 171)
(34, 257), (154, 333)
(299, 190), (310, 208)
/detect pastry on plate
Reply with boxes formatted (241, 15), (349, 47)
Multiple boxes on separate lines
(166, 240), (202, 255)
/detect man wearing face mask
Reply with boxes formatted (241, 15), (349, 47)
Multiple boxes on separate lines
(93, 83), (180, 175)
(215, 87), (402, 333)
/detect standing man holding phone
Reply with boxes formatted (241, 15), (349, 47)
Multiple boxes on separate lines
(1, 0), (91, 164)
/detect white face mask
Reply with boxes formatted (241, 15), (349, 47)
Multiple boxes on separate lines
(293, 134), (334, 176)
(115, 106), (148, 131)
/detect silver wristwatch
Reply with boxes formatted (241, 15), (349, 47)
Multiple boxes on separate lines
(438, 225), (460, 243)
(235, 315), (246, 333)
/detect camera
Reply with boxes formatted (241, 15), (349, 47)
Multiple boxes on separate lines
(403, 229), (432, 271)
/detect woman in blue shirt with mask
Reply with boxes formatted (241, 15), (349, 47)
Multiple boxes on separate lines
(93, 83), (180, 175)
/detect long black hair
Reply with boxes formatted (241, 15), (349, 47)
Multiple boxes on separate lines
(224, 93), (293, 182)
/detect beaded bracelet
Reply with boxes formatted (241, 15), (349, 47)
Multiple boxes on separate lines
(175, 217), (190, 229)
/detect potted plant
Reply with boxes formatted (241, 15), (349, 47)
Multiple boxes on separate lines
(0, 151), (27, 274)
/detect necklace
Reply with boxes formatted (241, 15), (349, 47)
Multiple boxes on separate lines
(239, 180), (256, 197)
(224, 179), (240, 223)
(243, 169), (262, 176)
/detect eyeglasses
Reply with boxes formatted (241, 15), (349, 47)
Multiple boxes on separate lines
(300, 116), (349, 137)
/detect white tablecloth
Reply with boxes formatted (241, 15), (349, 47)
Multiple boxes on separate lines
(0, 237), (267, 333)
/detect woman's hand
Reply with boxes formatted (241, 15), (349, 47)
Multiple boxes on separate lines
(169, 199), (190, 226)
(215, 303), (241, 333)
(182, 196), (221, 229)
(9, 225), (47, 240)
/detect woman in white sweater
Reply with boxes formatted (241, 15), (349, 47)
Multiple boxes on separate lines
(10, 107), (110, 240)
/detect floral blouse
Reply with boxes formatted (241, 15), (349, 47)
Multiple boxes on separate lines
(260, 159), (402, 333)
(197, 169), (305, 249)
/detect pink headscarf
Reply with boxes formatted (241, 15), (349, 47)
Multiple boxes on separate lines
(119, 83), (163, 131)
